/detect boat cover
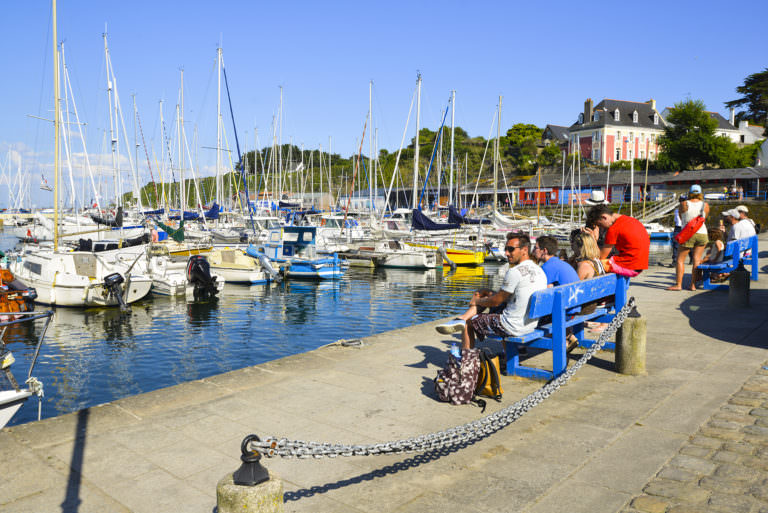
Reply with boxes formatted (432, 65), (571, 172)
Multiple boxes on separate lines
(156, 219), (185, 242)
(204, 203), (220, 220)
(411, 209), (460, 231)
(90, 207), (123, 227)
(448, 205), (491, 225)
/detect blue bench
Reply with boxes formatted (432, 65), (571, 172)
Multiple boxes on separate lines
(497, 274), (629, 381)
(697, 235), (758, 290)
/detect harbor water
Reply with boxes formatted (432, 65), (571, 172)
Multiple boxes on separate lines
(2, 235), (672, 427)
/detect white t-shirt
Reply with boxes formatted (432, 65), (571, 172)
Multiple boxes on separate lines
(499, 259), (547, 336)
(728, 219), (757, 241)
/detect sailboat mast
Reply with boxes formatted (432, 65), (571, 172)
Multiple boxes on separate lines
(180, 69), (185, 213)
(216, 47), (222, 212)
(369, 80), (373, 215)
(493, 95), (501, 215)
(52, 0), (60, 251)
(450, 90), (455, 206)
(412, 73), (421, 209)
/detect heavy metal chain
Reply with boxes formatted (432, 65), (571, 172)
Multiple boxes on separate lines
(248, 297), (637, 459)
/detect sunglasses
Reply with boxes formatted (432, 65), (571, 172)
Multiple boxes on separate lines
(504, 245), (521, 252)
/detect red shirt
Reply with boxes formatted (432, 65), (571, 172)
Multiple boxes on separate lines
(605, 215), (650, 270)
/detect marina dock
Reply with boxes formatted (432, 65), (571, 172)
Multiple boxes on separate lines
(2, 234), (767, 513)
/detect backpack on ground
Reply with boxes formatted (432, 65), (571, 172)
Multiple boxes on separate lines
(475, 348), (503, 401)
(435, 348), (481, 405)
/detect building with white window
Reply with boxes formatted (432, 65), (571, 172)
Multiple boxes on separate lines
(568, 98), (667, 165)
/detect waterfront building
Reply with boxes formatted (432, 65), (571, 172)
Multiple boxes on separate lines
(567, 98), (667, 165)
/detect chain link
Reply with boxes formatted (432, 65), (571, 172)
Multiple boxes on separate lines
(248, 297), (637, 459)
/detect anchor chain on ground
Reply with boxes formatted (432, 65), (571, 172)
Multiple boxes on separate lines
(241, 297), (636, 460)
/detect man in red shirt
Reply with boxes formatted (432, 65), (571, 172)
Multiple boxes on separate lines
(586, 205), (650, 273)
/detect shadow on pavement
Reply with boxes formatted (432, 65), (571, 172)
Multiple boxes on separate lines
(61, 409), (89, 513)
(679, 288), (768, 346)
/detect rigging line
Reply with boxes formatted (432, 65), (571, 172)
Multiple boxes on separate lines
(418, 104), (449, 209)
(135, 108), (159, 208)
(470, 110), (497, 211)
(222, 60), (256, 235)
(342, 115), (368, 231)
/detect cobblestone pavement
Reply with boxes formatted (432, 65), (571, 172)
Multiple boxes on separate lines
(621, 361), (768, 513)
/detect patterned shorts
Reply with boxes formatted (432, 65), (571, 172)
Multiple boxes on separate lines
(469, 313), (510, 341)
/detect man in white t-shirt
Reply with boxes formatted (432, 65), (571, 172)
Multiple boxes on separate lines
(459, 233), (547, 350)
(723, 209), (756, 242)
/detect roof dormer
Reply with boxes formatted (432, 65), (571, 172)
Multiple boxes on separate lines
(593, 111), (599, 122)
(614, 108), (620, 121)
(632, 110), (638, 123)
(578, 113), (584, 124)
(653, 113), (659, 125)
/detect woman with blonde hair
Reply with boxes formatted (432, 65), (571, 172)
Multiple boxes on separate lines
(569, 229), (606, 280)
(667, 184), (709, 291)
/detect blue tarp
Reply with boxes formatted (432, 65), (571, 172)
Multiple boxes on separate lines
(204, 203), (220, 220)
(448, 205), (491, 225)
(411, 209), (460, 231)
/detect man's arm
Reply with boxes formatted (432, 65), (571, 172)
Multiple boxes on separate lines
(472, 289), (511, 309)
(600, 245), (614, 259)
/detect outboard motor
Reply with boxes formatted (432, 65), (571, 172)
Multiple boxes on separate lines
(103, 272), (129, 312)
(186, 255), (219, 301)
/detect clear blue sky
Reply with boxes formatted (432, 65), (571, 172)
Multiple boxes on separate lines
(1, 1), (766, 208)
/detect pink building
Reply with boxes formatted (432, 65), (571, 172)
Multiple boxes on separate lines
(568, 98), (666, 165)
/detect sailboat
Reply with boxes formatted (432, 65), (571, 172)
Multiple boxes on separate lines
(9, 1), (152, 308)
(0, 311), (53, 429)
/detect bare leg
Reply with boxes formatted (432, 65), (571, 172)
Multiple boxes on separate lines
(690, 245), (706, 290)
(456, 305), (479, 321)
(667, 248), (689, 290)
(462, 319), (475, 350)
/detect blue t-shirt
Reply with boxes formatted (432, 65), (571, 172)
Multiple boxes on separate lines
(541, 257), (579, 286)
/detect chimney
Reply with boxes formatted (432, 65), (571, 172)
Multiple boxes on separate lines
(648, 99), (656, 111)
(730, 107), (736, 126)
(584, 98), (593, 124)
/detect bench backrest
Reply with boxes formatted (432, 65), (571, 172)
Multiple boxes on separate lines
(723, 235), (757, 258)
(527, 274), (629, 319)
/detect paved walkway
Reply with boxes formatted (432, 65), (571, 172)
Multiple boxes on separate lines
(621, 362), (768, 513)
(1, 233), (766, 513)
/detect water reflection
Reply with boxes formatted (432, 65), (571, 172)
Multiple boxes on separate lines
(6, 242), (672, 427)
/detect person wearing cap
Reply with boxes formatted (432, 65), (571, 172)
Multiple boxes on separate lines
(724, 208), (756, 242)
(735, 205), (757, 230)
(667, 184), (709, 291)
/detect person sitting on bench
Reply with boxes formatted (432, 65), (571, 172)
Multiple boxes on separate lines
(458, 233), (547, 351)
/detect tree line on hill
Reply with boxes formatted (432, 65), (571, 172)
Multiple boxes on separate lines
(126, 69), (766, 207)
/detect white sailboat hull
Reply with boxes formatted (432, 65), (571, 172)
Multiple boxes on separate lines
(0, 389), (32, 429)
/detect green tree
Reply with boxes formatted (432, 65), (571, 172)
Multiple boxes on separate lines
(725, 68), (768, 128)
(537, 142), (562, 168)
(657, 99), (718, 170)
(502, 123), (542, 174)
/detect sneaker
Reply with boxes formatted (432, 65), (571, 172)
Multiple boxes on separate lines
(435, 319), (466, 334)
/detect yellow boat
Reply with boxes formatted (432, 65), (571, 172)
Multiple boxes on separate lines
(405, 242), (485, 266)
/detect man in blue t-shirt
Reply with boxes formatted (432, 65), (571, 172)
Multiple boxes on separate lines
(532, 235), (579, 287)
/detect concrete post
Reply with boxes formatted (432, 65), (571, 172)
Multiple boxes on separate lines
(217, 472), (284, 513)
(615, 307), (646, 375)
(728, 264), (750, 308)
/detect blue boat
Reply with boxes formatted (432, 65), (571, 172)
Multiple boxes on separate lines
(246, 226), (345, 280)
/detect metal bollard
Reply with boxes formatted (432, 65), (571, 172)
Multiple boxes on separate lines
(615, 306), (647, 375)
(728, 263), (750, 308)
(217, 434), (284, 513)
